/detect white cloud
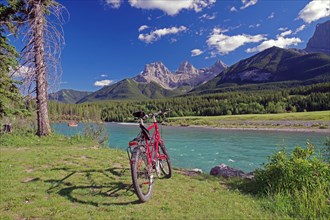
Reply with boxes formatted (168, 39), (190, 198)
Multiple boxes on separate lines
(138, 25), (149, 32)
(138, 26), (187, 43)
(277, 30), (292, 38)
(100, 74), (108, 77)
(207, 28), (266, 55)
(128, 0), (216, 16)
(240, 0), (258, 10)
(105, 0), (122, 9)
(294, 24), (306, 34)
(230, 6), (237, 12)
(10, 66), (34, 78)
(278, 27), (288, 31)
(195, 27), (207, 36)
(246, 36), (302, 53)
(94, 80), (114, 87)
(199, 13), (217, 20)
(191, 49), (204, 57)
(229, 24), (242, 31)
(298, 0), (330, 23)
(268, 12), (275, 19)
(249, 23), (261, 28)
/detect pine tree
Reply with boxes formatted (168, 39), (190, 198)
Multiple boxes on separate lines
(0, 2), (27, 119)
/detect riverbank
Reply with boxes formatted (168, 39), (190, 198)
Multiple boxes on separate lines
(165, 111), (330, 133)
(182, 124), (330, 133)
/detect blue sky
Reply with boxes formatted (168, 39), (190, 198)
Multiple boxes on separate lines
(11, 0), (330, 91)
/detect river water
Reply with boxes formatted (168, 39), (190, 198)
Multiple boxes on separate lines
(53, 123), (328, 173)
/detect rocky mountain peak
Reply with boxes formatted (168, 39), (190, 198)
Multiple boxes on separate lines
(176, 61), (199, 75)
(133, 60), (228, 90)
(210, 60), (228, 72)
(305, 20), (330, 56)
(134, 62), (174, 89)
(143, 62), (168, 74)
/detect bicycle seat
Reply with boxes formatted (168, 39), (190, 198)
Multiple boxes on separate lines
(140, 124), (151, 140)
(133, 111), (146, 118)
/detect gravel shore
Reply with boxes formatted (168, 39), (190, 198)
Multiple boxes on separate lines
(170, 120), (330, 133)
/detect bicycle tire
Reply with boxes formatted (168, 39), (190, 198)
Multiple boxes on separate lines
(159, 142), (172, 178)
(131, 147), (154, 202)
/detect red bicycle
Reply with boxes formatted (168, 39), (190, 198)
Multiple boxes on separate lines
(127, 110), (172, 202)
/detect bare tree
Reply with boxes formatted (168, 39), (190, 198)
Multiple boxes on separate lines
(33, 0), (49, 135)
(8, 0), (66, 136)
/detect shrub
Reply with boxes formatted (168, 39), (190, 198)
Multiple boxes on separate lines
(81, 123), (109, 147)
(0, 115), (37, 135)
(254, 143), (330, 219)
(322, 137), (330, 163)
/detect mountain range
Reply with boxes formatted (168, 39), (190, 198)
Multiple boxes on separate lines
(49, 20), (330, 104)
(133, 60), (227, 90)
(48, 89), (92, 104)
(76, 60), (227, 103)
(192, 46), (330, 94)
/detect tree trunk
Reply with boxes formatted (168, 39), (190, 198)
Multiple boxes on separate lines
(34, 0), (51, 136)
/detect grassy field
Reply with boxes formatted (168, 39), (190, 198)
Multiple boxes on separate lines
(0, 134), (288, 219)
(166, 111), (330, 129)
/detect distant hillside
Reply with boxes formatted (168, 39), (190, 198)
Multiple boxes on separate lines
(48, 89), (92, 104)
(192, 46), (330, 94)
(306, 20), (330, 56)
(77, 79), (181, 103)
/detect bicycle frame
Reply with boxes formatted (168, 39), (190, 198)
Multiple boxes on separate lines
(140, 115), (163, 169)
(127, 111), (169, 174)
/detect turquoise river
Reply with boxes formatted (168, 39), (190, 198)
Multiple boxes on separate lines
(53, 123), (329, 173)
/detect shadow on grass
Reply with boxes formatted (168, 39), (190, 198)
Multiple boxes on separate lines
(174, 168), (260, 196)
(220, 177), (260, 196)
(45, 167), (141, 206)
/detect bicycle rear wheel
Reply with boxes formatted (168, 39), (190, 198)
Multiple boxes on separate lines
(159, 142), (172, 178)
(131, 147), (154, 202)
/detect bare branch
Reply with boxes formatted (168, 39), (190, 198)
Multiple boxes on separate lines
(18, 0), (68, 95)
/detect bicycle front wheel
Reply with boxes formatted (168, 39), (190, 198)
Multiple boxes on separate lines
(131, 147), (154, 202)
(159, 142), (172, 178)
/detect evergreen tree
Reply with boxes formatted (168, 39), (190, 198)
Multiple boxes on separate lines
(0, 2), (27, 119)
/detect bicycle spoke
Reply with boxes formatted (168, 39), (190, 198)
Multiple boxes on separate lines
(158, 143), (172, 178)
(131, 148), (154, 202)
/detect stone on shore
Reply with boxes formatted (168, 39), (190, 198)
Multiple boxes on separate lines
(210, 163), (254, 179)
(191, 168), (203, 173)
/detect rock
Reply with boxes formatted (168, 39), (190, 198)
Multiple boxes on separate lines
(191, 168), (203, 173)
(243, 171), (255, 180)
(305, 20), (330, 56)
(177, 168), (203, 177)
(176, 61), (200, 75)
(210, 163), (253, 179)
(2, 124), (12, 133)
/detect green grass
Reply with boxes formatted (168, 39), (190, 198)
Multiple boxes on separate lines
(167, 111), (330, 129)
(0, 134), (288, 219)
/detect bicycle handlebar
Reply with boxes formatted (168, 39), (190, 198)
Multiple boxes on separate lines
(150, 109), (170, 117)
(132, 109), (170, 120)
